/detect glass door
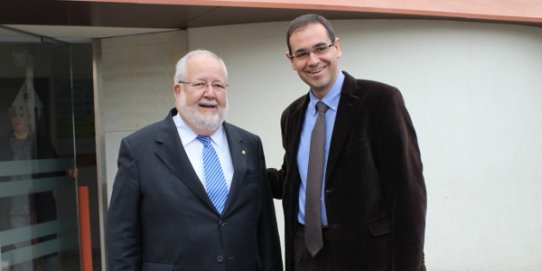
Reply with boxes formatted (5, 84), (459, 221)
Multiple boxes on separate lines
(0, 28), (81, 271)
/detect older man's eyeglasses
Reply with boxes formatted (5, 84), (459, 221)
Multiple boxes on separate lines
(288, 41), (335, 60)
(178, 81), (228, 91)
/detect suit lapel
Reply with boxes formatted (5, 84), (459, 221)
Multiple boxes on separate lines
(287, 95), (309, 164)
(326, 73), (360, 182)
(287, 76), (359, 188)
(284, 95), (309, 197)
(154, 110), (215, 211)
(221, 123), (247, 215)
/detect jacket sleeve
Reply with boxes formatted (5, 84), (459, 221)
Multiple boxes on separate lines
(267, 162), (287, 199)
(266, 109), (290, 199)
(106, 138), (142, 271)
(376, 88), (427, 271)
(257, 138), (284, 271)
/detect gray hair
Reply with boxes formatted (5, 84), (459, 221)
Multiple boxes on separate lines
(173, 49), (228, 84)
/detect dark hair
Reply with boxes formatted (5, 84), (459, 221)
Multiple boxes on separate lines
(286, 14), (336, 55)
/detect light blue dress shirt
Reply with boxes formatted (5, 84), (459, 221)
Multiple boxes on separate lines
(297, 72), (344, 226)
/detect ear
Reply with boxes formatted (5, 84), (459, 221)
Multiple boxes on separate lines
(285, 52), (296, 69)
(335, 38), (343, 59)
(173, 84), (181, 96)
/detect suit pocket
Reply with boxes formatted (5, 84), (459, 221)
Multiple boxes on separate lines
(142, 262), (175, 271)
(345, 138), (373, 169)
(345, 138), (379, 182)
(368, 217), (391, 236)
(345, 138), (370, 154)
(244, 172), (264, 184)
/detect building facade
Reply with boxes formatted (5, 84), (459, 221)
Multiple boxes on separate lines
(1, 1), (542, 270)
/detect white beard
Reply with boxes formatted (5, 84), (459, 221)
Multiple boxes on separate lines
(176, 95), (228, 133)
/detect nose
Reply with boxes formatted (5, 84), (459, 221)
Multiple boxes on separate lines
(202, 84), (216, 98)
(307, 51), (320, 65)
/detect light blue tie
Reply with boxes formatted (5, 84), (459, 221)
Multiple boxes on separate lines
(197, 136), (229, 214)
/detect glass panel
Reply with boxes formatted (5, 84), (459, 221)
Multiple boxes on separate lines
(0, 30), (81, 271)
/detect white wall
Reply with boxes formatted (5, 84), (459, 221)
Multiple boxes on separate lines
(336, 20), (542, 270)
(98, 31), (186, 200)
(99, 19), (542, 270)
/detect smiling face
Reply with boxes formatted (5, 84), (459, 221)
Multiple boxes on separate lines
(287, 22), (342, 99)
(174, 54), (228, 135)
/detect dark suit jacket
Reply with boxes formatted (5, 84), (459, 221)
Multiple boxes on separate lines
(106, 108), (282, 271)
(269, 72), (427, 271)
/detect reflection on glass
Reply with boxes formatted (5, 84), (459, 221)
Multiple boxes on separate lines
(1, 42), (80, 270)
(1, 105), (60, 270)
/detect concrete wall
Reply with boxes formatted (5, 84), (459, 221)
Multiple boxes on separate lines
(96, 19), (542, 270)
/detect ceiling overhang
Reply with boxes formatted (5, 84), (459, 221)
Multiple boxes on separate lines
(1, 0), (540, 43)
(1, 0), (541, 30)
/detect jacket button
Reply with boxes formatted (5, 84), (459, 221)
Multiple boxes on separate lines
(216, 255), (224, 262)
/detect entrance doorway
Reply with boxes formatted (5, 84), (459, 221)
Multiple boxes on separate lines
(0, 26), (99, 271)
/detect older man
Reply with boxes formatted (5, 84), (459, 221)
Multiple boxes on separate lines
(107, 49), (282, 271)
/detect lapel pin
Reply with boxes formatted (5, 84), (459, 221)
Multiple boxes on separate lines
(242, 150), (246, 155)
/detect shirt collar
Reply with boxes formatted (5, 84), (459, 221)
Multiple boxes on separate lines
(173, 113), (226, 149)
(308, 71), (344, 114)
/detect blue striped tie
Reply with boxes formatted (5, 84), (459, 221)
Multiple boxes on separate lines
(197, 136), (229, 214)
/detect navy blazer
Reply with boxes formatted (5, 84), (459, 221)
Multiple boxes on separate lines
(269, 72), (427, 271)
(107, 108), (282, 271)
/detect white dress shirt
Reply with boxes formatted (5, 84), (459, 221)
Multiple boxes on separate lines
(173, 113), (234, 190)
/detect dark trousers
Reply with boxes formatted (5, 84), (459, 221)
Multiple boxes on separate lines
(294, 224), (338, 271)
